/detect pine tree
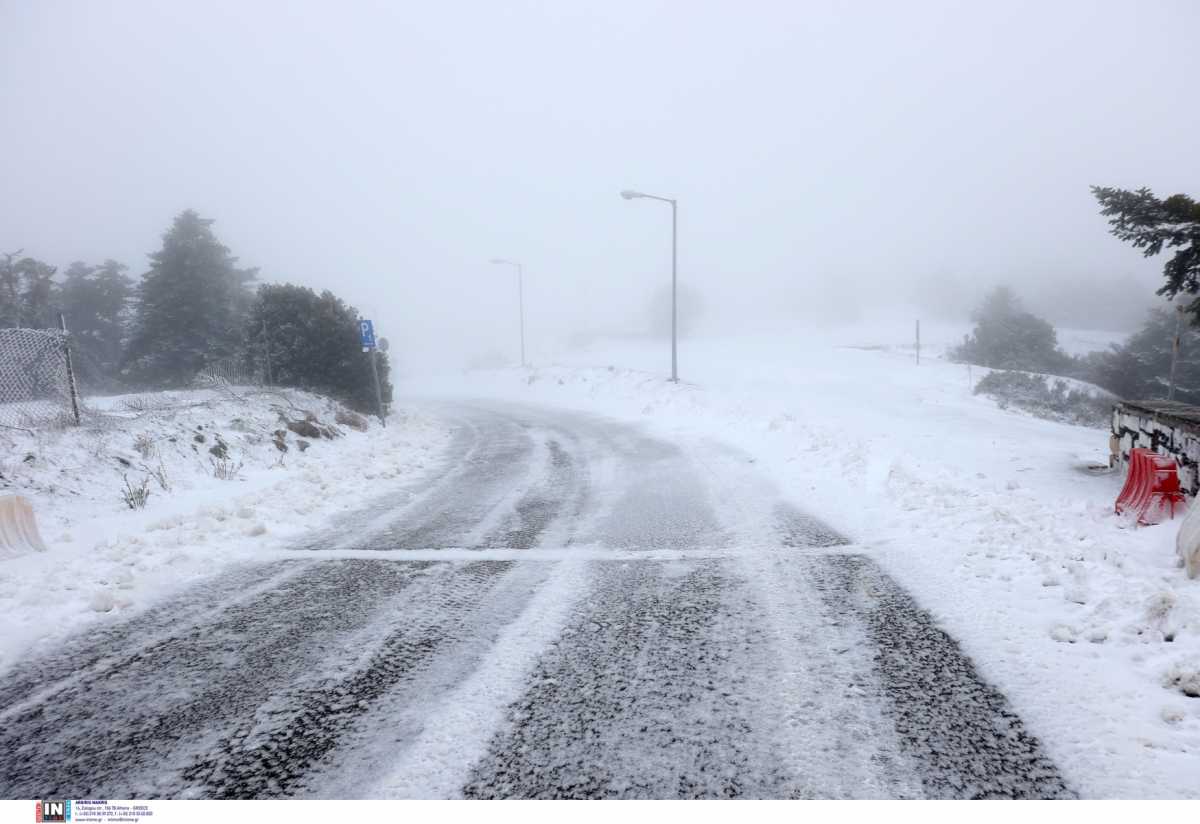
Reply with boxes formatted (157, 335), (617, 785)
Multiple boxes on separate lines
(1093, 187), (1200, 315)
(248, 283), (391, 414)
(0, 253), (60, 329)
(123, 210), (256, 386)
(951, 286), (1072, 374)
(1082, 307), (1200, 403)
(61, 259), (134, 386)
(0, 251), (23, 327)
(17, 258), (59, 329)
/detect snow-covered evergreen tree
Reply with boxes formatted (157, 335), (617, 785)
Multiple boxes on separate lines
(952, 286), (1072, 374)
(123, 210), (256, 386)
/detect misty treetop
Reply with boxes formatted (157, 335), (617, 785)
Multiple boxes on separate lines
(0, 251), (60, 329)
(951, 286), (1072, 375)
(60, 260), (135, 389)
(123, 209), (258, 386)
(1093, 187), (1200, 314)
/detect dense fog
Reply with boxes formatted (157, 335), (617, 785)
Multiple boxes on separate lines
(3, 1), (1198, 369)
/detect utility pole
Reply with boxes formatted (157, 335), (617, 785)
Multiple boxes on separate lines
(517, 262), (526, 368)
(671, 199), (678, 383)
(1169, 304), (1184, 401)
(489, 259), (527, 367)
(621, 189), (680, 382)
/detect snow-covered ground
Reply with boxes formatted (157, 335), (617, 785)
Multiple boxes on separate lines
(412, 321), (1199, 798)
(0, 387), (450, 670)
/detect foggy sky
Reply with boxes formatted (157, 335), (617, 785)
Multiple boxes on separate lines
(3, 1), (1199, 370)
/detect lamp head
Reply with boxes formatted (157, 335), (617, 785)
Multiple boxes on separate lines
(620, 190), (643, 200)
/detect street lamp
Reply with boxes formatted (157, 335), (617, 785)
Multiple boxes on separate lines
(620, 189), (679, 382)
(489, 258), (526, 367)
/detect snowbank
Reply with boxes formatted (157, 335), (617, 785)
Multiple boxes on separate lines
(0, 387), (450, 669)
(413, 329), (1199, 798)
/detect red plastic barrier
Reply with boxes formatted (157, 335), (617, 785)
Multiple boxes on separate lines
(1115, 447), (1184, 526)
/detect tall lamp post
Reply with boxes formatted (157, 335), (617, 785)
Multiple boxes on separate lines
(620, 189), (678, 383)
(489, 258), (526, 367)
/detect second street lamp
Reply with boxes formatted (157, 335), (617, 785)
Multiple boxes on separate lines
(620, 189), (679, 383)
(489, 258), (526, 368)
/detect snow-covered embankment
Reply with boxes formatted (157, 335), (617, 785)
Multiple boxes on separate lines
(0, 387), (450, 669)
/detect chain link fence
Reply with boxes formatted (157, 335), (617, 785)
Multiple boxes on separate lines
(3, 319), (379, 430)
(194, 355), (265, 391)
(0, 327), (81, 430)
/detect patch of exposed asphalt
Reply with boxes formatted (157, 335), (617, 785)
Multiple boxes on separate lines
(773, 502), (849, 548)
(811, 554), (1074, 799)
(485, 439), (577, 549)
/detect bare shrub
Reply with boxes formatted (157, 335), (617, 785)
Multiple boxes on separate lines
(974, 371), (1114, 429)
(210, 457), (243, 481)
(133, 433), (156, 459)
(140, 458), (171, 492)
(121, 474), (151, 509)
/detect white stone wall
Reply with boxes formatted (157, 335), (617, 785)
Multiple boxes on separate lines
(1111, 406), (1200, 497)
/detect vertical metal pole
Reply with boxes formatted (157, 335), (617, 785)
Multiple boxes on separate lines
(58, 312), (81, 425)
(916, 319), (921, 366)
(261, 319), (274, 386)
(671, 199), (678, 383)
(518, 263), (526, 368)
(1168, 304), (1184, 401)
(370, 348), (386, 427)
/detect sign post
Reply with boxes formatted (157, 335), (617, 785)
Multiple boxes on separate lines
(359, 319), (377, 350)
(359, 319), (386, 427)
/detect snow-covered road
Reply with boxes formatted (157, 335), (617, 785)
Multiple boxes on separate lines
(0, 402), (1072, 799)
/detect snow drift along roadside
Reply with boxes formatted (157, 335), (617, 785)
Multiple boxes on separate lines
(0, 387), (451, 671)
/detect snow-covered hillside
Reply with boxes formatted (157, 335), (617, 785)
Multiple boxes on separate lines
(0, 388), (450, 668)
(413, 327), (1199, 798)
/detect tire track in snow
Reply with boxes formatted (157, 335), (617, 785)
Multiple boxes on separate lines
(811, 554), (1073, 799)
(0, 560), (435, 798)
(179, 560), (519, 798)
(463, 559), (789, 798)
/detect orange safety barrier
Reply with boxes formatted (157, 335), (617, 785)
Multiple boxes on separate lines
(1115, 447), (1185, 526)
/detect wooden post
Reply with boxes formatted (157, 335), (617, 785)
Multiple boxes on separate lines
(915, 319), (921, 366)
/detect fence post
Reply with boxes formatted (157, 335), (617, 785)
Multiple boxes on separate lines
(58, 312), (81, 425)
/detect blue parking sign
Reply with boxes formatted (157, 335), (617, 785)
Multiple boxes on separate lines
(359, 319), (376, 348)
